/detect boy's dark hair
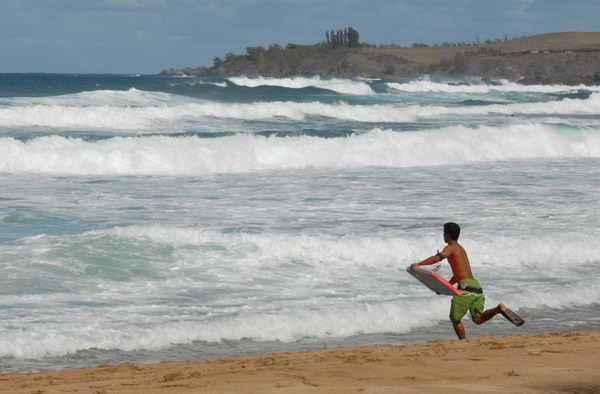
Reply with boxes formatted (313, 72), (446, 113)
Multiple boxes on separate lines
(444, 222), (461, 241)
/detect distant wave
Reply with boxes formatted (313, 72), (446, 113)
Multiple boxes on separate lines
(1, 124), (598, 175)
(0, 100), (416, 131)
(386, 79), (600, 94)
(227, 76), (376, 95)
(2, 91), (600, 132)
(420, 91), (600, 117)
(169, 80), (227, 88)
(2, 88), (186, 107)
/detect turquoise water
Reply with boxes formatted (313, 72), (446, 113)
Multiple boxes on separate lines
(1, 74), (599, 373)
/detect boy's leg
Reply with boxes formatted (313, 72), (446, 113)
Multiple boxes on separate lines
(473, 304), (502, 325)
(450, 294), (472, 340)
(451, 317), (466, 340)
(473, 303), (525, 326)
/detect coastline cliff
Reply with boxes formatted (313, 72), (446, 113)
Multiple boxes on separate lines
(160, 32), (600, 85)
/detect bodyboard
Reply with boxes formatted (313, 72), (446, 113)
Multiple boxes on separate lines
(407, 265), (461, 296)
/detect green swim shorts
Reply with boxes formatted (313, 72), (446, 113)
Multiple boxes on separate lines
(450, 278), (485, 322)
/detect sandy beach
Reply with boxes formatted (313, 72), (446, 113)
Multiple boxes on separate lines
(0, 331), (598, 393)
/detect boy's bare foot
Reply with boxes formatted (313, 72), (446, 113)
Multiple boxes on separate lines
(498, 303), (525, 326)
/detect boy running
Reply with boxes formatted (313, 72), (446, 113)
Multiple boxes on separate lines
(411, 222), (524, 340)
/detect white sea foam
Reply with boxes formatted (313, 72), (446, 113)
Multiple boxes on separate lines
(8, 226), (597, 282)
(0, 272), (596, 359)
(0, 299), (446, 359)
(228, 76), (376, 95)
(102, 225), (600, 270)
(1, 225), (598, 358)
(1, 124), (598, 175)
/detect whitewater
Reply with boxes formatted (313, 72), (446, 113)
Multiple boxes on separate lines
(0, 74), (599, 373)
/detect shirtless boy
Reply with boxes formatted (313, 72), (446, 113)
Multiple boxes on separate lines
(411, 222), (524, 340)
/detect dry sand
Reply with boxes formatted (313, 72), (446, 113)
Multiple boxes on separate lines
(1, 331), (598, 393)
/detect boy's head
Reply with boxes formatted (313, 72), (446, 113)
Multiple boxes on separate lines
(444, 222), (460, 241)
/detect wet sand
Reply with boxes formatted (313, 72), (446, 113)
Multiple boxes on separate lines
(1, 331), (598, 393)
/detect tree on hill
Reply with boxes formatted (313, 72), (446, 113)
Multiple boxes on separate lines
(326, 27), (360, 48)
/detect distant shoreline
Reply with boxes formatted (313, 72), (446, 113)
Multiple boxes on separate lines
(161, 32), (600, 86)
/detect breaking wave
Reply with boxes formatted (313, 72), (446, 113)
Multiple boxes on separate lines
(1, 124), (598, 175)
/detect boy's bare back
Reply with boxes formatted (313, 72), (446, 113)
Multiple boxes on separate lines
(442, 239), (474, 284)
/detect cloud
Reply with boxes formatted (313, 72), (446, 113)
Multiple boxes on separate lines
(195, 1), (234, 17)
(102, 0), (166, 9)
(514, 0), (535, 18)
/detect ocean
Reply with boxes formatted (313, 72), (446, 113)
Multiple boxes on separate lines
(1, 73), (599, 373)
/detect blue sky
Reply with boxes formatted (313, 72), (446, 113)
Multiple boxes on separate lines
(1, 0), (599, 74)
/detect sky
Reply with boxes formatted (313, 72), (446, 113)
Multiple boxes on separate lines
(1, 0), (599, 74)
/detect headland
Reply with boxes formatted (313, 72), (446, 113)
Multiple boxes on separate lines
(160, 32), (600, 85)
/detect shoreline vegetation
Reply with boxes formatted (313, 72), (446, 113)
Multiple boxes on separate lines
(160, 31), (600, 85)
(1, 331), (598, 393)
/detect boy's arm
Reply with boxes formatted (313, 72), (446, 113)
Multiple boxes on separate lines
(411, 248), (446, 270)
